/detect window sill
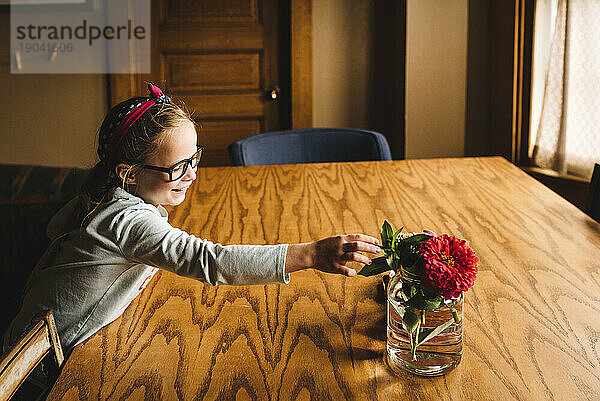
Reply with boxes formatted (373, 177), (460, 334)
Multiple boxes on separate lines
(520, 166), (590, 183)
(520, 166), (590, 211)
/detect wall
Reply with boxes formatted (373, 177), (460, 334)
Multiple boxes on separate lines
(0, 12), (107, 169)
(312, 0), (374, 130)
(404, 0), (468, 159)
(1, 0), (469, 167)
(312, 0), (468, 159)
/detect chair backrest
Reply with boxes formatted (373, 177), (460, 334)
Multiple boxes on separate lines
(588, 163), (600, 222)
(228, 128), (392, 166)
(0, 164), (89, 335)
(0, 311), (64, 400)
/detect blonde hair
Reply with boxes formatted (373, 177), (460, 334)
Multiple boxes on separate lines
(78, 99), (194, 225)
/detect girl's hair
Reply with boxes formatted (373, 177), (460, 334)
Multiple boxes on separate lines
(77, 95), (193, 225)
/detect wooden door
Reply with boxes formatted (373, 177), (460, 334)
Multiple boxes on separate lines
(110, 0), (288, 167)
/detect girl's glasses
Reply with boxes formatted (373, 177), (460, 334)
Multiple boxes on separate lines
(143, 145), (204, 181)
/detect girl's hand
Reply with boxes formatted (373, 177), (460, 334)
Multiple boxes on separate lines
(285, 234), (381, 277)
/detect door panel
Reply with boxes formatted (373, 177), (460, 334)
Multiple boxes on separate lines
(159, 26), (263, 51)
(183, 94), (266, 118)
(166, 53), (261, 92)
(164, 0), (259, 23)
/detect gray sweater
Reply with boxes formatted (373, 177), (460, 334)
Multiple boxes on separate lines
(4, 187), (289, 354)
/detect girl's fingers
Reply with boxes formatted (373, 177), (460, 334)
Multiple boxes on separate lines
(340, 251), (371, 265)
(336, 264), (357, 277)
(342, 241), (381, 254)
(342, 240), (381, 254)
(344, 234), (380, 246)
(312, 234), (381, 277)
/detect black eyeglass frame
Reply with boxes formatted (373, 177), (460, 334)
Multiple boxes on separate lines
(142, 145), (204, 181)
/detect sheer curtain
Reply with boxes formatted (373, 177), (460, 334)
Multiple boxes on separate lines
(533, 0), (600, 179)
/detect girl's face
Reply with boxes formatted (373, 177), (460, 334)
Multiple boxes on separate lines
(134, 120), (199, 207)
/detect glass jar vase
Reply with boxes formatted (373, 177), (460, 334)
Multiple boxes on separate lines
(386, 272), (464, 376)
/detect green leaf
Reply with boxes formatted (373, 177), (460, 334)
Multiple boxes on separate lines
(402, 308), (420, 334)
(401, 282), (413, 301)
(402, 253), (419, 270)
(396, 239), (421, 266)
(399, 281), (419, 302)
(390, 226), (404, 253)
(451, 308), (461, 323)
(420, 287), (440, 300)
(405, 291), (444, 311)
(403, 233), (433, 245)
(401, 305), (426, 361)
(381, 220), (394, 248)
(411, 315), (421, 361)
(386, 254), (395, 269)
(357, 256), (391, 276)
(416, 318), (455, 347)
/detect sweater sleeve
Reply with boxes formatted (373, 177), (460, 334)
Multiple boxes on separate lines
(111, 206), (290, 285)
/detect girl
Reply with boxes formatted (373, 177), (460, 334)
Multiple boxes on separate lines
(4, 83), (380, 357)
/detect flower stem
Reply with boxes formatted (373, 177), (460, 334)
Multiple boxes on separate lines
(451, 308), (460, 323)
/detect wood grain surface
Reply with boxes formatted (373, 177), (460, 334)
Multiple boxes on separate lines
(47, 157), (600, 400)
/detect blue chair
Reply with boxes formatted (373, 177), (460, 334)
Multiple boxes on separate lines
(228, 128), (392, 166)
(588, 163), (600, 222)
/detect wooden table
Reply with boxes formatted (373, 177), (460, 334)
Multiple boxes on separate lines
(48, 157), (600, 400)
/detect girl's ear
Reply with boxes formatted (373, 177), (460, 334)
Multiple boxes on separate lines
(115, 163), (136, 185)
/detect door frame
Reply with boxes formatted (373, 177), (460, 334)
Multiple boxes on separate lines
(108, 0), (313, 130)
(289, 0), (312, 129)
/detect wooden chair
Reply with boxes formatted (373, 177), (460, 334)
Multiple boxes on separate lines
(589, 163), (600, 222)
(0, 311), (64, 400)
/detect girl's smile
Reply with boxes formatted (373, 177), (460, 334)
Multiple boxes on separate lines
(133, 120), (199, 207)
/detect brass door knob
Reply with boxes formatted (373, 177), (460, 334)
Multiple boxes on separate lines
(266, 86), (281, 101)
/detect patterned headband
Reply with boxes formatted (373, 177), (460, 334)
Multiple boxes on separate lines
(98, 83), (172, 162)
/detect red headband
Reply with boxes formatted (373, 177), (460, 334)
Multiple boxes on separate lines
(107, 83), (171, 155)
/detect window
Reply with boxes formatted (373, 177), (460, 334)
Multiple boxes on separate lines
(530, 0), (600, 179)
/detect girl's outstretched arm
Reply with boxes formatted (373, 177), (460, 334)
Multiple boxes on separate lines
(285, 234), (381, 277)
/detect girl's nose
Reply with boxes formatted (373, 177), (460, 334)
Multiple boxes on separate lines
(184, 163), (197, 181)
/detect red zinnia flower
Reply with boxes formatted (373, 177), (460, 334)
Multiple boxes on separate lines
(419, 234), (478, 299)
